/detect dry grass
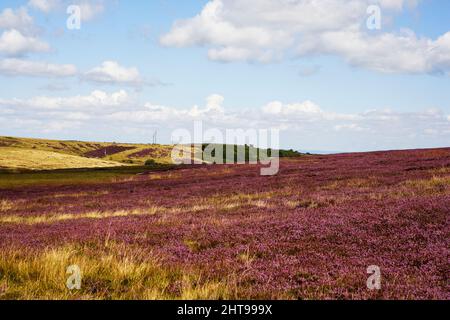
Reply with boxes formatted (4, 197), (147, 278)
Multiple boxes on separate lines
(0, 200), (14, 212)
(52, 191), (110, 199)
(0, 136), (175, 167)
(0, 244), (235, 300)
(108, 145), (175, 165)
(323, 177), (380, 190)
(402, 176), (450, 193)
(429, 166), (450, 175)
(0, 147), (125, 171)
(0, 208), (161, 225)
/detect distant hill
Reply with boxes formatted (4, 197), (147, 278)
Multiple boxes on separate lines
(0, 136), (174, 171)
(0, 136), (304, 171)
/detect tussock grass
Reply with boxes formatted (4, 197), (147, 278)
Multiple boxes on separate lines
(401, 176), (450, 193)
(0, 208), (161, 225)
(0, 244), (235, 300)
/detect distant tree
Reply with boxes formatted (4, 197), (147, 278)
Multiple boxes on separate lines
(145, 159), (157, 166)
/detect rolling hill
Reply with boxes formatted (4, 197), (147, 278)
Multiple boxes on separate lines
(0, 136), (303, 171)
(0, 136), (175, 171)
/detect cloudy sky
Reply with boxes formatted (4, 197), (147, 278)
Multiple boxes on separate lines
(0, 0), (449, 152)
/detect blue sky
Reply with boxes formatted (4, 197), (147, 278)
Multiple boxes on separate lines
(0, 0), (449, 152)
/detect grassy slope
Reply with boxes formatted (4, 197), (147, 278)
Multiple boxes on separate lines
(0, 147), (125, 171)
(0, 136), (175, 170)
(0, 136), (302, 173)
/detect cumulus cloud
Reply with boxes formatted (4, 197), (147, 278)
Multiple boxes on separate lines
(108, 94), (228, 124)
(0, 90), (130, 111)
(297, 27), (450, 74)
(83, 61), (144, 87)
(0, 92), (448, 150)
(0, 7), (36, 35)
(104, 96), (450, 150)
(160, 0), (450, 75)
(83, 61), (165, 87)
(0, 29), (49, 56)
(0, 58), (162, 86)
(0, 58), (77, 77)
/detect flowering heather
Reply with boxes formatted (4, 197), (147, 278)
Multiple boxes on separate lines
(128, 148), (171, 159)
(84, 145), (136, 158)
(0, 148), (449, 299)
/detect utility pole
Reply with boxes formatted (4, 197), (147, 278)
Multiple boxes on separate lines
(152, 130), (158, 145)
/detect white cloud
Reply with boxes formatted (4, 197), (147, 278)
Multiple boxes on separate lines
(28, 0), (105, 21)
(160, 0), (450, 75)
(297, 27), (450, 74)
(28, 0), (60, 13)
(103, 95), (450, 144)
(0, 58), (77, 77)
(0, 58), (160, 86)
(0, 90), (130, 111)
(109, 94), (228, 124)
(84, 61), (144, 87)
(205, 94), (225, 113)
(0, 7), (36, 35)
(378, 0), (418, 11)
(0, 92), (448, 150)
(262, 100), (322, 116)
(0, 29), (50, 56)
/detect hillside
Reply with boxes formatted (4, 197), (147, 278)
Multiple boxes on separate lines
(0, 147), (125, 171)
(0, 136), (303, 171)
(0, 136), (175, 170)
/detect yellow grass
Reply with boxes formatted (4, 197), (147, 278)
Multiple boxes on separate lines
(0, 200), (14, 211)
(402, 176), (450, 193)
(0, 147), (124, 170)
(429, 166), (450, 175)
(0, 193), (279, 226)
(108, 145), (175, 164)
(0, 244), (235, 300)
(0, 208), (162, 225)
(0, 136), (176, 166)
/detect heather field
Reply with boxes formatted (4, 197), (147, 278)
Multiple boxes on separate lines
(0, 148), (449, 300)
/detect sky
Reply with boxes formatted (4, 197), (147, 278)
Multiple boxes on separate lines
(0, 0), (449, 152)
